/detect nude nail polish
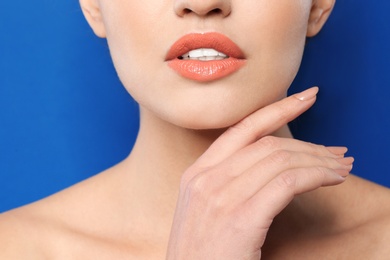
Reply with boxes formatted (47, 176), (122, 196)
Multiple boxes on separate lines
(294, 87), (319, 101)
(327, 146), (348, 156)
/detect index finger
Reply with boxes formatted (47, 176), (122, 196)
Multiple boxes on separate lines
(195, 87), (319, 168)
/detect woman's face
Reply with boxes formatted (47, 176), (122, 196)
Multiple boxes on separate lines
(84, 0), (331, 129)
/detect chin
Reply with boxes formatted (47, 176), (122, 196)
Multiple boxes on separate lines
(160, 104), (250, 130)
(175, 118), (238, 130)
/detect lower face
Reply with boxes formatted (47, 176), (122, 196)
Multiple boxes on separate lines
(99, 0), (312, 129)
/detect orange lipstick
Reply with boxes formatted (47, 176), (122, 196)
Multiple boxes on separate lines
(166, 33), (246, 82)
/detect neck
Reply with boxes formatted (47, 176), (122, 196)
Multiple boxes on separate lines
(128, 107), (225, 187)
(127, 106), (293, 190)
(127, 105), (292, 193)
(118, 108), (225, 225)
(118, 106), (293, 237)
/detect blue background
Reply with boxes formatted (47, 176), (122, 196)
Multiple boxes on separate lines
(1, 1), (389, 212)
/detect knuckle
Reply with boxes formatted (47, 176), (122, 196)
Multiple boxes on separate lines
(183, 175), (209, 204)
(180, 165), (212, 189)
(318, 144), (327, 151)
(186, 174), (209, 196)
(227, 116), (255, 137)
(276, 171), (297, 190)
(269, 150), (292, 165)
(209, 191), (229, 211)
(185, 175), (229, 212)
(258, 136), (280, 150)
(313, 144), (327, 155)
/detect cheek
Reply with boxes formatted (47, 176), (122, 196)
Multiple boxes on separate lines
(227, 4), (307, 86)
(243, 1), (310, 79)
(224, 1), (311, 122)
(99, 1), (169, 98)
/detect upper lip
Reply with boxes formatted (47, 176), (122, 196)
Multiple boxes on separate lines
(165, 32), (245, 61)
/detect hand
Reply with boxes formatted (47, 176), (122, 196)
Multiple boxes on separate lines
(166, 87), (353, 260)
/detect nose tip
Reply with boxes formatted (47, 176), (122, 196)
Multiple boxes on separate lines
(174, 0), (231, 17)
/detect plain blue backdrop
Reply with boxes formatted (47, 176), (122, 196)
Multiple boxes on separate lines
(1, 1), (389, 213)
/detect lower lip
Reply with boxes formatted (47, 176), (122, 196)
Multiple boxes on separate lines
(168, 58), (246, 82)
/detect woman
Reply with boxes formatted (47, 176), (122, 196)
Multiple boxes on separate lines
(1, 0), (390, 259)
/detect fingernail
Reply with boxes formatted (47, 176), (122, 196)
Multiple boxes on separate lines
(327, 146), (348, 156)
(337, 157), (355, 165)
(336, 157), (354, 171)
(329, 171), (347, 184)
(334, 169), (350, 178)
(294, 87), (319, 101)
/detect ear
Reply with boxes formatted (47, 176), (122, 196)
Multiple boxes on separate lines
(79, 0), (106, 38)
(307, 0), (336, 37)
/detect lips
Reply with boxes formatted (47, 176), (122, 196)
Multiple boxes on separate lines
(166, 32), (246, 82)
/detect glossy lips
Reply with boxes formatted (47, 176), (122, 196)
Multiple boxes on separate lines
(166, 33), (246, 82)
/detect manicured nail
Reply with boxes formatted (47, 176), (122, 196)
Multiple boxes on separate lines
(294, 87), (319, 101)
(327, 146), (348, 156)
(336, 157), (354, 171)
(337, 157), (355, 165)
(334, 169), (350, 178)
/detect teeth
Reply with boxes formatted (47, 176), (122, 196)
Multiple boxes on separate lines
(180, 48), (228, 60)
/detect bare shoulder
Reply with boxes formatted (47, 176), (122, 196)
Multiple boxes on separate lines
(294, 175), (390, 259)
(363, 189), (390, 258)
(340, 176), (390, 258)
(0, 170), (103, 258)
(0, 164), (141, 259)
(370, 214), (390, 257)
(0, 208), (46, 259)
(342, 209), (390, 259)
(0, 179), (99, 259)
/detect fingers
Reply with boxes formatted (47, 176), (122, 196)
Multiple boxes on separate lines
(215, 136), (347, 178)
(223, 150), (353, 206)
(195, 87), (319, 168)
(243, 165), (350, 224)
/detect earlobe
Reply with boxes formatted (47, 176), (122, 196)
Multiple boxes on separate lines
(307, 0), (335, 37)
(79, 0), (106, 38)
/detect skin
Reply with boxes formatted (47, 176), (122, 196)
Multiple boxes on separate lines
(1, 0), (390, 259)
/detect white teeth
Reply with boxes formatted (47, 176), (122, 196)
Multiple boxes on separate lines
(180, 48), (228, 60)
(188, 49), (206, 58)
